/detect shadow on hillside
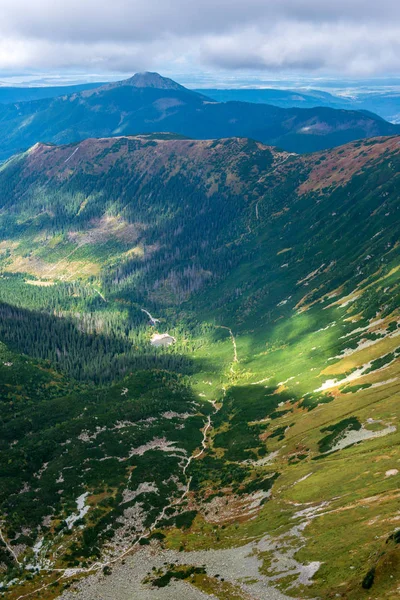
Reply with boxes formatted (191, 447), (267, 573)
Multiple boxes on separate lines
(0, 301), (215, 384)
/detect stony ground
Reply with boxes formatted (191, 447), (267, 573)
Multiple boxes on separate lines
(58, 541), (292, 600)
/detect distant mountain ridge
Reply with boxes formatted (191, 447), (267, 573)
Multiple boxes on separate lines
(105, 71), (191, 90)
(0, 82), (103, 104)
(1, 76), (400, 125)
(200, 87), (400, 124)
(0, 71), (398, 159)
(195, 87), (347, 109)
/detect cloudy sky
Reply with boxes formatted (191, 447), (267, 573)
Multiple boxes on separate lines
(1, 0), (400, 85)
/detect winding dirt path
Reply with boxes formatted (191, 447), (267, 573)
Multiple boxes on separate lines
(64, 146), (80, 164)
(0, 523), (22, 567)
(92, 287), (107, 302)
(14, 323), (238, 599)
(141, 308), (160, 326)
(215, 325), (238, 369)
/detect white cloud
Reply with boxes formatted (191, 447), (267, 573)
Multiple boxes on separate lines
(201, 23), (400, 75)
(0, 0), (399, 76)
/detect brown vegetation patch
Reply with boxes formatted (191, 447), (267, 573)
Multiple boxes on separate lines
(197, 490), (270, 525)
(68, 215), (142, 246)
(299, 136), (400, 195)
(10, 255), (99, 279)
(25, 279), (55, 287)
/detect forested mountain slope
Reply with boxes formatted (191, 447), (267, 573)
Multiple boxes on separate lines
(1, 134), (400, 599)
(0, 72), (398, 159)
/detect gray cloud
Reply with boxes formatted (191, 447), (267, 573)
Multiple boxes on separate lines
(0, 0), (399, 76)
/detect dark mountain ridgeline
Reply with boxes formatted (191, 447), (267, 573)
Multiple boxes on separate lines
(0, 72), (398, 159)
(200, 87), (400, 124)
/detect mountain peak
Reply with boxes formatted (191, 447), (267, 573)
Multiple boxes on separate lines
(116, 72), (186, 91)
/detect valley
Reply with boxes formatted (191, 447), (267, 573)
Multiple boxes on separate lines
(0, 130), (400, 599)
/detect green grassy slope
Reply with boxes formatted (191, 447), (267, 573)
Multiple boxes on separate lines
(1, 134), (400, 599)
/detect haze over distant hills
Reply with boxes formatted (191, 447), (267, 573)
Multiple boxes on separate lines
(0, 82), (103, 104)
(2, 74), (400, 128)
(0, 71), (398, 158)
(200, 87), (400, 124)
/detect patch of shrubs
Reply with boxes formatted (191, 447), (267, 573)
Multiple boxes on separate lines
(159, 510), (197, 530)
(362, 567), (375, 589)
(387, 529), (400, 544)
(299, 393), (334, 411)
(151, 565), (206, 588)
(340, 383), (372, 394)
(317, 417), (361, 454)
(238, 472), (279, 496)
(269, 426), (286, 441)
